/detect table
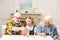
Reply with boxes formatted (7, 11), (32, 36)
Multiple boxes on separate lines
(0, 35), (53, 40)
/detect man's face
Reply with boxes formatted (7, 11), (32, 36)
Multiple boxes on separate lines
(14, 16), (20, 23)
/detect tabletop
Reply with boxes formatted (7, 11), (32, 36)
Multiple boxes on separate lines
(0, 35), (53, 40)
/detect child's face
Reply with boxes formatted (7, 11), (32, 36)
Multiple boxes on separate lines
(26, 19), (32, 25)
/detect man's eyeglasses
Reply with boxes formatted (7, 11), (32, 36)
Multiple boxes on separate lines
(14, 16), (20, 19)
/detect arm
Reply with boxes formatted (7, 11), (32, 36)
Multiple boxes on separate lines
(7, 29), (12, 35)
(54, 27), (59, 39)
(37, 23), (42, 35)
(37, 23), (46, 36)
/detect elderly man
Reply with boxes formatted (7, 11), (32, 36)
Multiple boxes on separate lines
(5, 13), (22, 35)
(37, 15), (59, 40)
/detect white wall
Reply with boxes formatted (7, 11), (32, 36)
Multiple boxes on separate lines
(0, 0), (20, 25)
(33, 0), (57, 16)
(55, 0), (60, 29)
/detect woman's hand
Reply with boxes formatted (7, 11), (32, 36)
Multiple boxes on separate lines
(39, 33), (46, 37)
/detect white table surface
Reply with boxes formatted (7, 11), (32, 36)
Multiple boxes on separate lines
(0, 35), (53, 40)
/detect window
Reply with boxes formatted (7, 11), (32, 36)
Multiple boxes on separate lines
(20, 0), (32, 13)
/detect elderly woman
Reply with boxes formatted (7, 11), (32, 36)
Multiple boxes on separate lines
(37, 15), (59, 40)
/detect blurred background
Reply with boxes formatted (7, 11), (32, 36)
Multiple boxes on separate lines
(0, 0), (60, 39)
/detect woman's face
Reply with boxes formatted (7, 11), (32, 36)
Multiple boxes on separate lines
(26, 19), (32, 25)
(44, 20), (50, 27)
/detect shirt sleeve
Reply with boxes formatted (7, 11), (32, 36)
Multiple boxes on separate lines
(36, 23), (42, 35)
(54, 27), (59, 39)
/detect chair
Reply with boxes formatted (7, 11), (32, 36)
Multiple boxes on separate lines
(2, 25), (6, 35)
